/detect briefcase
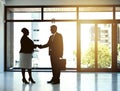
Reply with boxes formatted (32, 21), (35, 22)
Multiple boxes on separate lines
(59, 58), (66, 70)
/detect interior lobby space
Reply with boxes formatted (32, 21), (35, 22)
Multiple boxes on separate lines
(1, 0), (120, 91)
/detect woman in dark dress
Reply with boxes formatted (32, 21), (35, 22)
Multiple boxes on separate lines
(19, 28), (36, 84)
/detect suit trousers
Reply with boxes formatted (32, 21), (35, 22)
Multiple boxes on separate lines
(50, 55), (61, 81)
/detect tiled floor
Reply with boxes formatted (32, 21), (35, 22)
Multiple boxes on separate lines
(0, 72), (120, 91)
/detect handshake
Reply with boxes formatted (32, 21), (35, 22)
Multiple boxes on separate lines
(34, 44), (43, 48)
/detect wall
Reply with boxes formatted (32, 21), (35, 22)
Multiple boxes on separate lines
(5, 0), (120, 6)
(0, 0), (5, 72)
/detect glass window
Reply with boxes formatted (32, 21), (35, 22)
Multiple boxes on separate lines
(55, 22), (77, 68)
(117, 24), (120, 69)
(7, 8), (41, 20)
(79, 7), (113, 20)
(80, 24), (95, 68)
(97, 24), (112, 68)
(80, 24), (112, 69)
(116, 7), (120, 19)
(44, 7), (77, 20)
(12, 22), (77, 68)
(13, 22), (51, 68)
(5, 6), (120, 71)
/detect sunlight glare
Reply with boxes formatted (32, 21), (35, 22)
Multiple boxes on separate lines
(81, 24), (94, 53)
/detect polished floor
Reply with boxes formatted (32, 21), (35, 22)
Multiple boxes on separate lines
(0, 71), (120, 91)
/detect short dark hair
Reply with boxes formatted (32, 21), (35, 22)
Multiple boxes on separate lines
(51, 25), (57, 30)
(21, 28), (28, 34)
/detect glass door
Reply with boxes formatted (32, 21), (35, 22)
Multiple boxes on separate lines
(80, 24), (95, 68)
(80, 23), (112, 70)
(97, 24), (112, 69)
(117, 24), (120, 69)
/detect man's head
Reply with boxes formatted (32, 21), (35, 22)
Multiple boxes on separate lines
(50, 25), (57, 34)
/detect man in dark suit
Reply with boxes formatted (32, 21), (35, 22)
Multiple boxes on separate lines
(38, 25), (63, 84)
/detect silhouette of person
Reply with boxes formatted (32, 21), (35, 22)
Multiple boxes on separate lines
(19, 28), (36, 84)
(38, 25), (63, 84)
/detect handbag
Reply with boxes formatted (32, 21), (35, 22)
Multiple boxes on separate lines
(59, 58), (66, 70)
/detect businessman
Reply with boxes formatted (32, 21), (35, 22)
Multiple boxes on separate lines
(38, 25), (63, 84)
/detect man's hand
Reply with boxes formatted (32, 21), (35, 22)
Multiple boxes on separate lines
(38, 45), (43, 48)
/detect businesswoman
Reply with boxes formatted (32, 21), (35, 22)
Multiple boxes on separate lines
(19, 28), (35, 84)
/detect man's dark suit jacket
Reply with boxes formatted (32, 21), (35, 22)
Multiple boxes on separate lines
(41, 32), (63, 58)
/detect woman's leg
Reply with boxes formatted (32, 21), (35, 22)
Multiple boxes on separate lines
(28, 69), (35, 83)
(21, 68), (26, 79)
(21, 68), (29, 84)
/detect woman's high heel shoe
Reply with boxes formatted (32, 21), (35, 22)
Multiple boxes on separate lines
(28, 78), (36, 83)
(22, 79), (29, 84)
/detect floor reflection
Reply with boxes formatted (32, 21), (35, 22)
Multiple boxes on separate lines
(22, 84), (34, 91)
(0, 72), (120, 91)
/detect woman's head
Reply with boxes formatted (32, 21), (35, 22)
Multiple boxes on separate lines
(21, 28), (29, 36)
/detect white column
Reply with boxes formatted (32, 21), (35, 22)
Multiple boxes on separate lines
(0, 0), (5, 72)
